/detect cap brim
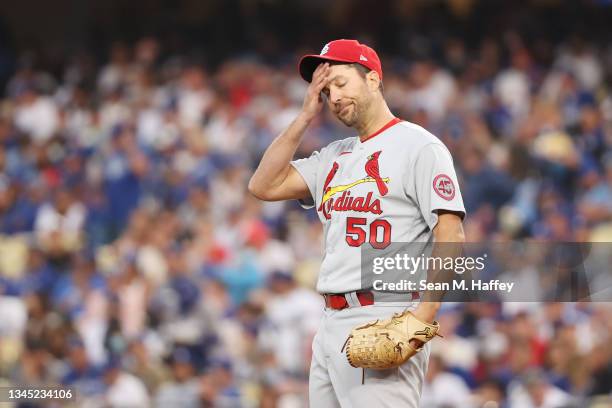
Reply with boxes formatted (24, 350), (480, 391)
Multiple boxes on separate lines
(298, 54), (355, 82)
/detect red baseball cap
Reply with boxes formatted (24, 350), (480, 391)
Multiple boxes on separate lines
(298, 39), (382, 83)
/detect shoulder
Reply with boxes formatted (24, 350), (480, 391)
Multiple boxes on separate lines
(317, 136), (357, 158)
(390, 121), (451, 161)
(324, 136), (357, 152)
(395, 121), (444, 147)
(291, 137), (356, 171)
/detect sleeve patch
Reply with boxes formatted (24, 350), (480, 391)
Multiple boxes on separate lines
(433, 174), (455, 201)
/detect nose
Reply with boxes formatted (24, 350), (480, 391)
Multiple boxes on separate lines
(329, 86), (342, 106)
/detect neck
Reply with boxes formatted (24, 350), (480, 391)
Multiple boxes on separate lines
(356, 100), (395, 141)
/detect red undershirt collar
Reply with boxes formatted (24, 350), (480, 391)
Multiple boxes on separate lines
(359, 117), (402, 143)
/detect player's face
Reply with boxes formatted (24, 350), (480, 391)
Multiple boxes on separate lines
(322, 64), (372, 127)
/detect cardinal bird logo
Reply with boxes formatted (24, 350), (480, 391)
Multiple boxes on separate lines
(318, 151), (390, 219)
(322, 161), (340, 197)
(364, 151), (388, 196)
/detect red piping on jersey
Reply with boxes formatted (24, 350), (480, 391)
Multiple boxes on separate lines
(359, 117), (402, 143)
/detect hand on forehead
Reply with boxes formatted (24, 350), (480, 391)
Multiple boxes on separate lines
(323, 63), (355, 77)
(319, 64), (359, 94)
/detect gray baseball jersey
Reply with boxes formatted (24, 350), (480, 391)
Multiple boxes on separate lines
(290, 118), (465, 293)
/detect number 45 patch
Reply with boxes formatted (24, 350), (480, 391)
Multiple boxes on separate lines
(433, 174), (455, 201)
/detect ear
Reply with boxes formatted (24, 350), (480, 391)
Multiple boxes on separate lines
(366, 70), (381, 92)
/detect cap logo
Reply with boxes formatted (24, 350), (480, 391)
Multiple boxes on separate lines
(359, 54), (368, 61)
(320, 43), (330, 56)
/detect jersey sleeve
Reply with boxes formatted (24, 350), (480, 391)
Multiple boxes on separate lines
(290, 149), (321, 209)
(411, 143), (466, 230)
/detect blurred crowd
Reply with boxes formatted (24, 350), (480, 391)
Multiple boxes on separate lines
(0, 28), (611, 408)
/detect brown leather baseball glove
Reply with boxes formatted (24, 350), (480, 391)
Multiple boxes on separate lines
(342, 310), (441, 372)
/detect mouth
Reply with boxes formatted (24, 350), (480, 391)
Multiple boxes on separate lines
(338, 103), (353, 116)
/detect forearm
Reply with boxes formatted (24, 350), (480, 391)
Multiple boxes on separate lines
(248, 113), (311, 197)
(416, 214), (466, 319)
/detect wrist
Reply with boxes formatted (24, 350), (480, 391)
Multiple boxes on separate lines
(415, 301), (440, 322)
(418, 301), (441, 311)
(297, 110), (316, 125)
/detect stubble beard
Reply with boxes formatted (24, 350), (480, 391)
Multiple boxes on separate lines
(337, 96), (370, 128)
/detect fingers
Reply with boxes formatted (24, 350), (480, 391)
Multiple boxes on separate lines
(302, 63), (331, 116)
(409, 339), (424, 350)
(311, 63), (330, 91)
(312, 62), (329, 80)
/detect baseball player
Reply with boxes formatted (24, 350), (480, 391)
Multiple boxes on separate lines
(249, 39), (466, 407)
